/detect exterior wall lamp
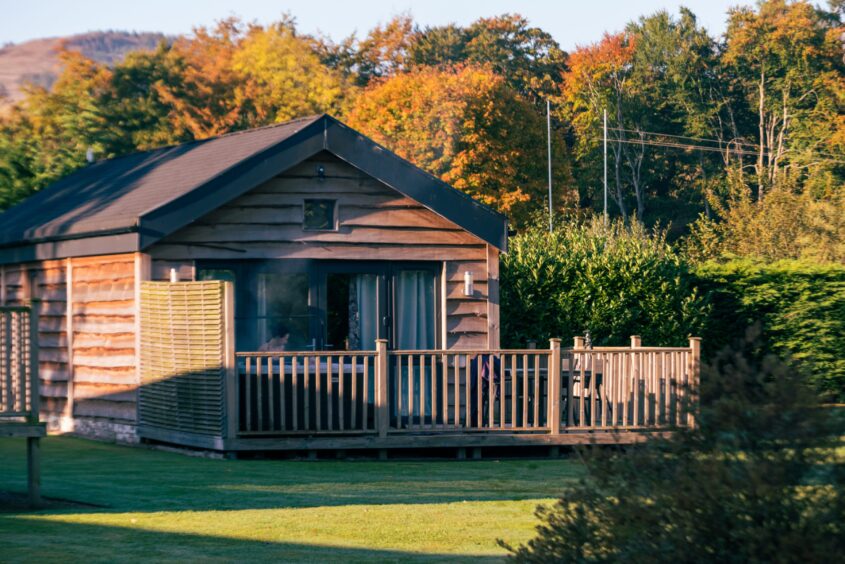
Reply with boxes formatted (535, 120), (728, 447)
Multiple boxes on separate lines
(464, 271), (474, 297)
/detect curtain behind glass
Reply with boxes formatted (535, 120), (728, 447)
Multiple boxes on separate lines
(394, 270), (435, 423)
(350, 274), (378, 351)
(395, 271), (435, 349)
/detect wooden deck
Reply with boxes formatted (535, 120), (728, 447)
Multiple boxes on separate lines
(137, 330), (701, 454)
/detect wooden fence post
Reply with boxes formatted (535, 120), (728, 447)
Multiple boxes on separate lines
(569, 337), (584, 428)
(376, 339), (389, 438)
(28, 299), (40, 423)
(223, 282), (238, 441)
(27, 298), (41, 507)
(688, 337), (701, 428)
(630, 336), (640, 426)
(548, 338), (561, 435)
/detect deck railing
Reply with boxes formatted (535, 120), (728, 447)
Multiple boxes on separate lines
(387, 349), (550, 432)
(0, 303), (39, 423)
(563, 336), (700, 431)
(236, 351), (377, 435)
(234, 336), (701, 439)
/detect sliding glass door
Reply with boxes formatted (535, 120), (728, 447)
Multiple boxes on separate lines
(197, 260), (440, 352)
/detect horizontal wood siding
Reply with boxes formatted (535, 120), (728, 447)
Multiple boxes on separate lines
(70, 254), (137, 426)
(1, 260), (68, 426)
(149, 152), (492, 349)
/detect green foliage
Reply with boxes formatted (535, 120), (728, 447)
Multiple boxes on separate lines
(506, 336), (845, 562)
(696, 259), (845, 401)
(501, 216), (708, 347)
(686, 176), (845, 263)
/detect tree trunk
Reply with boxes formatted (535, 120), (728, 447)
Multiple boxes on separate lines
(757, 70), (766, 201)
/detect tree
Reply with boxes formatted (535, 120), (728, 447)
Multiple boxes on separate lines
(0, 50), (114, 208)
(723, 0), (845, 199)
(506, 332), (845, 562)
(411, 14), (567, 104)
(345, 65), (574, 225)
(561, 32), (639, 220)
(232, 21), (352, 123)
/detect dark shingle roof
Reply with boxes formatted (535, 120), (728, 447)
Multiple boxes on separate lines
(0, 115), (322, 246)
(0, 114), (507, 262)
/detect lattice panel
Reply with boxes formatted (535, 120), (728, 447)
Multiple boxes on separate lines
(139, 281), (226, 437)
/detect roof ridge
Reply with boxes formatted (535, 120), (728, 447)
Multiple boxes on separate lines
(90, 114), (325, 166)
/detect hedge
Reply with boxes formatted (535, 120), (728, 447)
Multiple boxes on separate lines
(695, 259), (845, 401)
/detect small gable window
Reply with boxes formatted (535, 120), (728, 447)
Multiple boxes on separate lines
(303, 199), (337, 231)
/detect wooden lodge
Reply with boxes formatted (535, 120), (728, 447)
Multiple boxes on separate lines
(0, 115), (699, 455)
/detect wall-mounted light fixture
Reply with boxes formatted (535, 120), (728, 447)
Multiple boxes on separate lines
(463, 271), (474, 297)
(317, 164), (326, 179)
(170, 268), (179, 283)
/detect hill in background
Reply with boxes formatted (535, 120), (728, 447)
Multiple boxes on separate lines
(0, 31), (167, 103)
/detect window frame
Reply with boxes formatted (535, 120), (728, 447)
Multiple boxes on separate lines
(302, 198), (338, 232)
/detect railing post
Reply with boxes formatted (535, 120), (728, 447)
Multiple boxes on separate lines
(28, 299), (40, 423)
(376, 339), (389, 438)
(548, 338), (561, 435)
(630, 336), (640, 426)
(223, 282), (238, 441)
(688, 337), (702, 428)
(569, 337), (584, 428)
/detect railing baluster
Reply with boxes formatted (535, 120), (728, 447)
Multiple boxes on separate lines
(279, 357), (285, 431)
(363, 355), (369, 430)
(303, 356), (310, 430)
(464, 354), (471, 428)
(291, 357), (298, 431)
(244, 356), (252, 432)
(315, 355), (322, 431)
(453, 354), (460, 427)
(326, 353), (333, 430)
(338, 354), (345, 431)
(266, 356), (274, 432)
(419, 354), (425, 427)
(430, 353), (437, 427)
(350, 355), (357, 430)
(533, 354), (540, 427)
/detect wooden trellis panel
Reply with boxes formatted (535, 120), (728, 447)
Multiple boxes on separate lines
(138, 281), (226, 438)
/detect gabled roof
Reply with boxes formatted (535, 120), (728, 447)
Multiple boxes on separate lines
(0, 114), (508, 264)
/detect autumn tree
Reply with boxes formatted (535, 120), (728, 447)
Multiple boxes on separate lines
(723, 0), (845, 199)
(561, 32), (640, 220)
(411, 14), (567, 103)
(0, 50), (114, 208)
(233, 20), (352, 123)
(345, 65), (574, 225)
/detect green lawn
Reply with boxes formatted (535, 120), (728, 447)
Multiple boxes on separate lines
(0, 437), (581, 562)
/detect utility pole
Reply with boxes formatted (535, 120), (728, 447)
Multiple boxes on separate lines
(547, 99), (553, 232)
(603, 108), (608, 224)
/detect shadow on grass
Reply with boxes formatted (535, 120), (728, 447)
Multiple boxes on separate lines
(0, 436), (579, 514)
(0, 516), (503, 562)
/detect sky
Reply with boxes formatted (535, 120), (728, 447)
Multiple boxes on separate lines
(1, 0), (754, 49)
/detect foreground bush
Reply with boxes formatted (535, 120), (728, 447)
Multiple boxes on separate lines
(506, 333), (845, 562)
(696, 259), (845, 401)
(501, 217), (707, 347)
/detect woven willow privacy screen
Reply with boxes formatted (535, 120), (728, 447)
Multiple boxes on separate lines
(139, 281), (228, 438)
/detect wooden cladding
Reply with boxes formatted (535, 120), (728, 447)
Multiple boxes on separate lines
(148, 153), (494, 350)
(138, 281), (227, 437)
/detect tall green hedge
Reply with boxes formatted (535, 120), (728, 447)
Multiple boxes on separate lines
(500, 219), (708, 348)
(695, 259), (845, 401)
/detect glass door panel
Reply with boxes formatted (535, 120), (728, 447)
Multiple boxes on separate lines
(257, 273), (313, 351)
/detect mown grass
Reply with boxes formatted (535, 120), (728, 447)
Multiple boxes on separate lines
(0, 437), (582, 562)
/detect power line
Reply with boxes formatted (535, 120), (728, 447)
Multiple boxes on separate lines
(606, 126), (845, 162)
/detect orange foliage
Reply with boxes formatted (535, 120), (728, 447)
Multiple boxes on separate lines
(346, 65), (574, 225)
